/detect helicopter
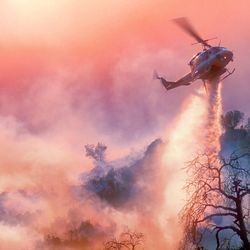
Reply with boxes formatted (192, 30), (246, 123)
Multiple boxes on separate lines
(155, 17), (234, 91)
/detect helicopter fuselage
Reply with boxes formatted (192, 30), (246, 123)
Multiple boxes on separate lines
(155, 17), (235, 91)
(190, 46), (233, 80)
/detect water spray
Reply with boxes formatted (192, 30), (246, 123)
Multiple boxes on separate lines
(206, 77), (222, 157)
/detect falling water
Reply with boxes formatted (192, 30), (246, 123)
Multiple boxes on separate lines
(206, 77), (222, 158)
(161, 87), (208, 248)
(161, 77), (223, 248)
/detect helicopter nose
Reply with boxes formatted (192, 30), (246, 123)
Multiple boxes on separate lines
(223, 50), (233, 62)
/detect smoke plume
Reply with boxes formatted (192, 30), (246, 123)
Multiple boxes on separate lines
(0, 71), (226, 250)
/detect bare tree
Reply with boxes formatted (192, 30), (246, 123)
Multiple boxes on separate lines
(181, 150), (250, 249)
(104, 230), (144, 250)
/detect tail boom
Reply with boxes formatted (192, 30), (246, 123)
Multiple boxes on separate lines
(153, 71), (178, 90)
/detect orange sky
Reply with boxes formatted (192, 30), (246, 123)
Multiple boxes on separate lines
(0, 2), (249, 249)
(0, 0), (249, 149)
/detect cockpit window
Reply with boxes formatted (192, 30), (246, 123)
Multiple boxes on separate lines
(189, 52), (201, 65)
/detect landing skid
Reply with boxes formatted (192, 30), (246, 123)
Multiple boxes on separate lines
(221, 68), (235, 81)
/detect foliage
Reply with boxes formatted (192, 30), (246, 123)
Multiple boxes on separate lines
(221, 110), (244, 130)
(85, 142), (107, 162)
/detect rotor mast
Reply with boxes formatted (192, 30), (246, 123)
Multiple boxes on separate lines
(173, 17), (212, 49)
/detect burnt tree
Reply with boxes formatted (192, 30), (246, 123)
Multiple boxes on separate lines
(181, 150), (250, 249)
(104, 230), (144, 250)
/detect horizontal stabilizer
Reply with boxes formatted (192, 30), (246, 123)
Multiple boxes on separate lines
(161, 79), (176, 90)
(153, 71), (173, 90)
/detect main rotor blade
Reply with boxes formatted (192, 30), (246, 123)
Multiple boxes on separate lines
(173, 17), (210, 47)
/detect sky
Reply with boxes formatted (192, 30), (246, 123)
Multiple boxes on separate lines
(0, 0), (249, 152)
(0, 1), (249, 249)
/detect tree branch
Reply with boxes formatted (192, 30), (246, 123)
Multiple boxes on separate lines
(197, 212), (237, 224)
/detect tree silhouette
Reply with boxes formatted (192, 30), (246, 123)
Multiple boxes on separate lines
(221, 110), (244, 130)
(247, 118), (250, 130)
(104, 230), (144, 250)
(85, 142), (107, 162)
(181, 150), (250, 249)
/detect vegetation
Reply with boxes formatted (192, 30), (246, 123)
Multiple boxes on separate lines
(104, 230), (144, 250)
(180, 150), (250, 249)
(85, 142), (107, 162)
(45, 110), (250, 250)
(221, 110), (244, 130)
